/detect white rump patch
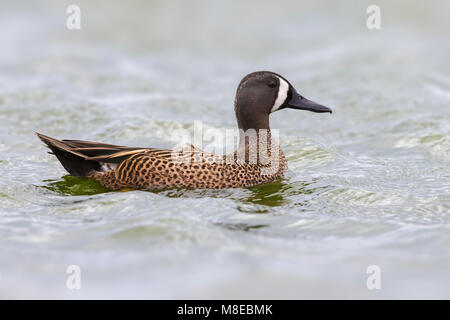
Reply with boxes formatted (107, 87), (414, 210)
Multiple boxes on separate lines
(100, 162), (118, 172)
(271, 77), (289, 113)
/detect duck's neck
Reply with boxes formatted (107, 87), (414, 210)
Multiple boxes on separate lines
(238, 128), (273, 148)
(235, 108), (270, 133)
(235, 107), (271, 148)
(234, 108), (284, 168)
(236, 128), (283, 165)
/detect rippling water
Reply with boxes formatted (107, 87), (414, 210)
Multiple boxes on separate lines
(1, 0), (449, 299)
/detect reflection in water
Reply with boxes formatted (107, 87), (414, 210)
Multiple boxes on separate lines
(41, 175), (110, 196)
(244, 180), (288, 207)
(245, 178), (331, 206)
(150, 179), (294, 209)
(41, 175), (331, 211)
(215, 222), (268, 232)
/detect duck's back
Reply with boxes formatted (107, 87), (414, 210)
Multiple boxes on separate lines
(91, 146), (287, 190)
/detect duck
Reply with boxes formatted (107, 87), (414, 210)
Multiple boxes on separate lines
(37, 71), (331, 190)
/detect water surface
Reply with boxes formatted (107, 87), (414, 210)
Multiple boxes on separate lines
(0, 0), (449, 298)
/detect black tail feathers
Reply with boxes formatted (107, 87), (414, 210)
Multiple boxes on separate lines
(36, 133), (101, 176)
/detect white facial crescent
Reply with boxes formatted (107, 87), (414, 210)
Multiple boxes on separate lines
(271, 77), (289, 113)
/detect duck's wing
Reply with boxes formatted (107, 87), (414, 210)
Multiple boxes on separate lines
(36, 132), (172, 176)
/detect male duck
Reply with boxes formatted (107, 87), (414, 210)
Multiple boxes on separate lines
(37, 71), (331, 190)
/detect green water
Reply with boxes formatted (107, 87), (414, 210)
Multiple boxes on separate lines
(0, 0), (449, 298)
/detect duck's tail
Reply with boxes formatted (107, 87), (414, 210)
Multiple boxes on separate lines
(36, 133), (103, 176)
(36, 132), (147, 177)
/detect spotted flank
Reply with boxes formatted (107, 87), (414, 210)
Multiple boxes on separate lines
(37, 71), (331, 190)
(37, 132), (287, 190)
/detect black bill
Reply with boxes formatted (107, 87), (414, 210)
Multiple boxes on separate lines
(284, 87), (332, 113)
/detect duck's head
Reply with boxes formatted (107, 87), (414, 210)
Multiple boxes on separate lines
(234, 71), (332, 131)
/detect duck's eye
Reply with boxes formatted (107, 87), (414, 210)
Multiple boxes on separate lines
(267, 81), (277, 88)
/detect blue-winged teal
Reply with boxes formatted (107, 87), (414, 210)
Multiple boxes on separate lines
(37, 71), (331, 190)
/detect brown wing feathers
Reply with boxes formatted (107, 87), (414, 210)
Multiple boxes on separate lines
(36, 132), (152, 176)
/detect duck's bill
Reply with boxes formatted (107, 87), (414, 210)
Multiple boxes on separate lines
(285, 88), (332, 113)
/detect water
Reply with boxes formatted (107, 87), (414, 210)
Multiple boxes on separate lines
(0, 0), (449, 299)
